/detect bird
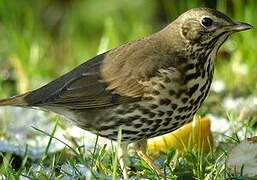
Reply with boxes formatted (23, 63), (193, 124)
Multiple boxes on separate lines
(0, 7), (252, 179)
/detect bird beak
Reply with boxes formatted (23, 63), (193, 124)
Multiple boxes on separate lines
(226, 21), (253, 32)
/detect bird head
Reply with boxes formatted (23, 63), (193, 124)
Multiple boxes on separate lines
(175, 7), (253, 46)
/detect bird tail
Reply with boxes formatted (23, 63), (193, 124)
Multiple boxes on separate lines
(0, 93), (29, 107)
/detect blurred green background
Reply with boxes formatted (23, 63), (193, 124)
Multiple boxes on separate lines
(0, 0), (256, 113)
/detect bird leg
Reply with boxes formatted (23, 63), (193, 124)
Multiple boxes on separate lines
(134, 140), (163, 178)
(118, 143), (129, 180)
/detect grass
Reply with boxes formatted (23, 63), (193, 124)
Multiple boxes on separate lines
(1, 123), (255, 179)
(0, 114), (256, 179)
(0, 0), (257, 179)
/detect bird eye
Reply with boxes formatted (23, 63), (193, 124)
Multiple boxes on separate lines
(201, 17), (213, 27)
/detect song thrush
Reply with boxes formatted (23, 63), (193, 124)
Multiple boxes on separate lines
(0, 7), (252, 178)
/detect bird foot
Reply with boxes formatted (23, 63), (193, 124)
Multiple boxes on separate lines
(134, 140), (164, 179)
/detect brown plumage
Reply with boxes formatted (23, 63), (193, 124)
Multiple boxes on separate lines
(0, 7), (252, 178)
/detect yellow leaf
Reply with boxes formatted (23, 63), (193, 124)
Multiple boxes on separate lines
(147, 117), (213, 157)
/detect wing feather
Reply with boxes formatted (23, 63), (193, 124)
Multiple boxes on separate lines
(25, 34), (175, 109)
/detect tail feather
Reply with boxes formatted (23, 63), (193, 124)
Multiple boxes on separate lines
(0, 93), (29, 107)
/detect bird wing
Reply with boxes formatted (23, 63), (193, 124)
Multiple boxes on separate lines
(25, 35), (174, 109)
(24, 52), (137, 109)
